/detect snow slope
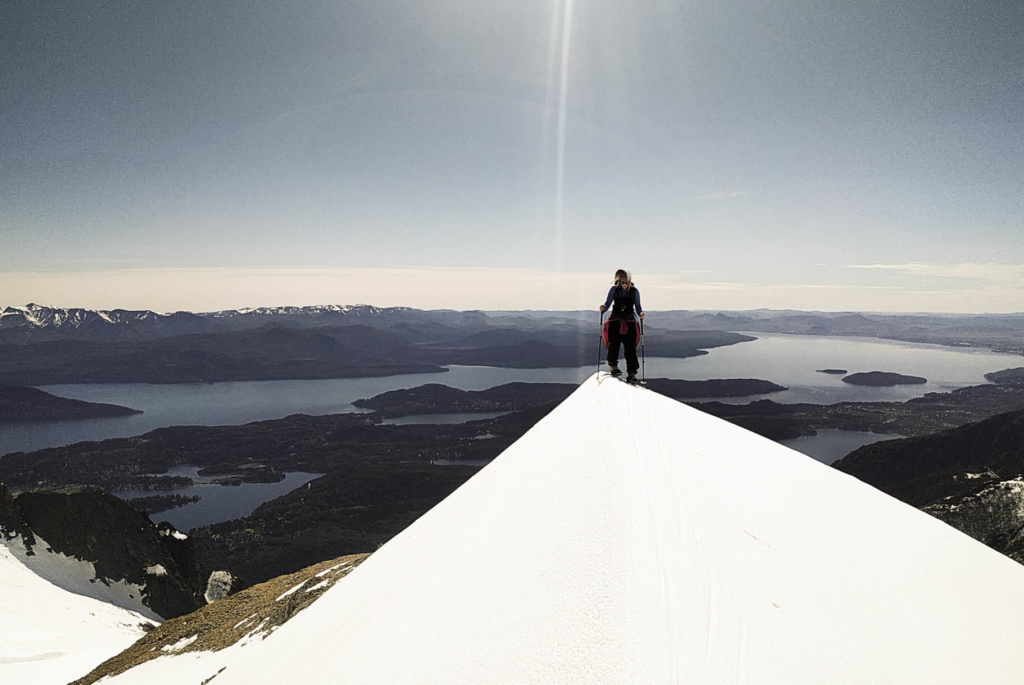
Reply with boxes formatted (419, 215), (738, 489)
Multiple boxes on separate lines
(103, 373), (1024, 684)
(0, 542), (154, 684)
(4, 532), (162, 622)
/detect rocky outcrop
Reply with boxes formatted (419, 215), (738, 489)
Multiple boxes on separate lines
(885, 468), (1024, 565)
(922, 478), (1024, 561)
(71, 553), (369, 685)
(0, 487), (207, 619)
(0, 483), (34, 545)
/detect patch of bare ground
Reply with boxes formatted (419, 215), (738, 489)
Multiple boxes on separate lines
(70, 553), (370, 685)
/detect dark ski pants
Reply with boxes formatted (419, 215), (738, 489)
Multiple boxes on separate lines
(607, 319), (639, 375)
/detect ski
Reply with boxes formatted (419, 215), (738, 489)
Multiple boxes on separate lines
(601, 371), (646, 387)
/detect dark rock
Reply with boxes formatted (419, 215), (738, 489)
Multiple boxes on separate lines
(920, 475), (1024, 562)
(0, 483), (34, 547)
(12, 490), (207, 619)
(882, 466), (1002, 508)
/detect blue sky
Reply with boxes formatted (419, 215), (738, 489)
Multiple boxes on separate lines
(2, 1), (1022, 312)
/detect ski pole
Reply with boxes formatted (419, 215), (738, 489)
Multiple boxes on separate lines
(597, 310), (605, 376)
(640, 317), (646, 382)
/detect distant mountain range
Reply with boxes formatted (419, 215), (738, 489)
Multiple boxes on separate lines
(0, 304), (750, 385)
(0, 303), (489, 344)
(6, 303), (1024, 353)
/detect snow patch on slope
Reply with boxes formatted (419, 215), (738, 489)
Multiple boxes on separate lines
(0, 543), (154, 685)
(5, 534), (160, 622)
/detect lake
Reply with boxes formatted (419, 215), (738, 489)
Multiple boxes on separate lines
(3, 333), (1014, 530)
(114, 466), (321, 532)
(780, 430), (903, 466)
(1, 333), (1016, 457)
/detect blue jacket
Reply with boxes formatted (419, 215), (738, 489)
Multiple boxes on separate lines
(603, 286), (642, 318)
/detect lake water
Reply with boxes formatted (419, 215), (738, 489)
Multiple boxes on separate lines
(1, 333), (1016, 457)
(3, 333), (1014, 529)
(114, 466), (321, 532)
(780, 430), (903, 466)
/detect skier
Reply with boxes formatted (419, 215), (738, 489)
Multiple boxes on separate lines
(600, 269), (644, 383)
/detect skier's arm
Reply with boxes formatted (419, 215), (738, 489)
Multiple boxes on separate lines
(600, 286), (615, 312)
(634, 289), (644, 318)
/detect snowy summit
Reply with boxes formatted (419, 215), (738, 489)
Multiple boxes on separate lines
(57, 375), (1024, 682)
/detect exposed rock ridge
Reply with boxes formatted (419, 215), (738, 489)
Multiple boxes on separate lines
(921, 477), (1024, 564)
(70, 553), (369, 685)
(0, 487), (206, 619)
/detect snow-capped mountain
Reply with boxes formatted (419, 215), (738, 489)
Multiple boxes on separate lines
(93, 374), (1024, 684)
(0, 303), (432, 344)
(207, 304), (388, 318)
(0, 304), (213, 343)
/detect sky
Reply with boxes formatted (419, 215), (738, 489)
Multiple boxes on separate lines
(2, 0), (1022, 313)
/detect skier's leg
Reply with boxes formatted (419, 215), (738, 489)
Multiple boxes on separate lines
(607, 323), (622, 372)
(625, 322), (639, 376)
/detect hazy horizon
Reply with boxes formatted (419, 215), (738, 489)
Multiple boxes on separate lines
(4, 2), (1021, 313)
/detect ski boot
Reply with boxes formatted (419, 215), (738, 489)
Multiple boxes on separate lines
(608, 364), (622, 377)
(626, 373), (638, 385)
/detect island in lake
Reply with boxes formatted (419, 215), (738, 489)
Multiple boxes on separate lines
(355, 379), (787, 417)
(841, 372), (928, 387)
(0, 385), (142, 424)
(125, 494), (202, 515)
(817, 369), (848, 375)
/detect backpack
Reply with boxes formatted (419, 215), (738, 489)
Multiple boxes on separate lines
(610, 285), (636, 318)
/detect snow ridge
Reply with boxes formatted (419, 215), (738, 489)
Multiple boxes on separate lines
(98, 374), (1024, 684)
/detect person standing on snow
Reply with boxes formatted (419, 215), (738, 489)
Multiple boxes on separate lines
(600, 269), (645, 382)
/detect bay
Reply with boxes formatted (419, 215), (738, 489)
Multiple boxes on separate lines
(0, 333), (1016, 457)
(779, 430), (904, 466)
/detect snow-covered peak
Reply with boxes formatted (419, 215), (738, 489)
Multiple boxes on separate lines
(0, 304), (165, 329)
(207, 304), (384, 318)
(100, 374), (1024, 684)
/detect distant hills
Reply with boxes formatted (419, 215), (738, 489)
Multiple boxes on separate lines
(0, 304), (752, 385)
(834, 407), (1024, 488)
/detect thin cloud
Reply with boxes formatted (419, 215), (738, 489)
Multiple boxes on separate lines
(845, 262), (1024, 284)
(694, 190), (751, 201)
